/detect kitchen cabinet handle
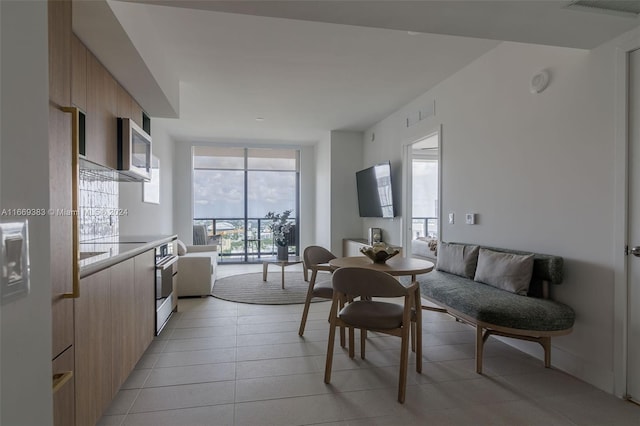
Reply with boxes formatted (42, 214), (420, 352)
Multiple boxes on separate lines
(52, 370), (73, 393)
(156, 255), (179, 270)
(61, 106), (80, 299)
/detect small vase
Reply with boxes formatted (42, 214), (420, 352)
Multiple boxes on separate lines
(277, 244), (289, 261)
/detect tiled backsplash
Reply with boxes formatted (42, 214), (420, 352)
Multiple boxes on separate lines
(79, 169), (119, 241)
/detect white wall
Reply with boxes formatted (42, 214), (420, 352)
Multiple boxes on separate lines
(299, 145), (315, 249)
(329, 131), (363, 254)
(0, 1), (53, 424)
(315, 132), (332, 249)
(172, 135), (192, 243)
(119, 120), (174, 235)
(362, 33), (640, 393)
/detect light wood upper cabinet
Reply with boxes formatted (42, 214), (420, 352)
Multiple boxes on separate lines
(117, 78), (145, 130)
(104, 71), (118, 169)
(116, 84), (133, 121)
(78, 40), (147, 169)
(71, 34), (87, 112)
(86, 51), (109, 167)
(86, 51), (118, 169)
(131, 100), (144, 129)
(48, 0), (71, 108)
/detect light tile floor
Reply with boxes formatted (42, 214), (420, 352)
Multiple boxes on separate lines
(98, 264), (640, 426)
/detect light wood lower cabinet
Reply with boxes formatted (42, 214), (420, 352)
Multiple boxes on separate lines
(53, 346), (75, 426)
(110, 258), (136, 394)
(75, 250), (156, 426)
(75, 268), (112, 426)
(134, 250), (155, 359)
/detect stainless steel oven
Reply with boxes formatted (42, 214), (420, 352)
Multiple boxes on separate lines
(155, 243), (177, 335)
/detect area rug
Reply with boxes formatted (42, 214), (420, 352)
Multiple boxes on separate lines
(212, 272), (332, 305)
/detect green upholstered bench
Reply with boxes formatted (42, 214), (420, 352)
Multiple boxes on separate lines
(417, 244), (575, 373)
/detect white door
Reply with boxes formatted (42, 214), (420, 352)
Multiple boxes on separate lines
(628, 48), (640, 403)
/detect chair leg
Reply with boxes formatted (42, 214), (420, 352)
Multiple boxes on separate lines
(339, 325), (346, 348)
(298, 269), (317, 336)
(398, 325), (410, 403)
(348, 327), (355, 359)
(541, 336), (551, 368)
(411, 321), (416, 352)
(339, 296), (346, 348)
(414, 298), (423, 374)
(324, 302), (339, 384)
(360, 329), (366, 359)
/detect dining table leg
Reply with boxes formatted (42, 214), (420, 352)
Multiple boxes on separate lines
(281, 264), (286, 289)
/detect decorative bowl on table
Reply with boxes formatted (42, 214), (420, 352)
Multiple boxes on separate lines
(360, 244), (400, 264)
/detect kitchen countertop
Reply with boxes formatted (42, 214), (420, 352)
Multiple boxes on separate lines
(79, 234), (177, 278)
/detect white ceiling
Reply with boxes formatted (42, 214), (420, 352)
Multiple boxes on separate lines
(76, 1), (640, 145)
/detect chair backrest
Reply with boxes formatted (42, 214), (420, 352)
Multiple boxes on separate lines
(303, 245), (336, 267)
(193, 225), (207, 245)
(332, 267), (411, 298)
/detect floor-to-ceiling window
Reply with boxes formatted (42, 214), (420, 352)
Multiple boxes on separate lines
(192, 146), (299, 262)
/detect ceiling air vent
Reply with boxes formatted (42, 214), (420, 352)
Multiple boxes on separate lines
(567, 1), (640, 17)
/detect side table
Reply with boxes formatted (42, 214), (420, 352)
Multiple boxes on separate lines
(262, 256), (303, 289)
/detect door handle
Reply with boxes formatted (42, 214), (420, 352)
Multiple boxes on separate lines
(631, 247), (640, 257)
(61, 106), (80, 299)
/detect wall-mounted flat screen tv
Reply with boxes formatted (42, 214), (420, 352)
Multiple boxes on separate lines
(356, 161), (395, 218)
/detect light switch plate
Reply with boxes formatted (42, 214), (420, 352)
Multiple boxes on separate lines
(448, 213), (454, 224)
(1, 221), (30, 304)
(465, 213), (476, 225)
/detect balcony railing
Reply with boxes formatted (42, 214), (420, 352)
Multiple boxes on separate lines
(193, 217), (298, 262)
(194, 216), (434, 261)
(412, 217), (439, 239)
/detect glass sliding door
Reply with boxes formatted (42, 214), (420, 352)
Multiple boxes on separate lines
(193, 146), (299, 262)
(247, 148), (298, 257)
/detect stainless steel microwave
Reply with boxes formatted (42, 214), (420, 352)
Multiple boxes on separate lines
(117, 118), (152, 181)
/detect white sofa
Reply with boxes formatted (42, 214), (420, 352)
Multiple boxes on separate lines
(177, 245), (218, 297)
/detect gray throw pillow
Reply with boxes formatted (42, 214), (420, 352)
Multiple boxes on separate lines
(435, 242), (480, 279)
(474, 248), (534, 295)
(176, 239), (187, 256)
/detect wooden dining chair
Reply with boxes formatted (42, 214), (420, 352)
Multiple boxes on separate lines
(324, 267), (422, 403)
(298, 246), (339, 338)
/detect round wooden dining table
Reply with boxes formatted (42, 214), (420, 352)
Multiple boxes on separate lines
(329, 256), (434, 281)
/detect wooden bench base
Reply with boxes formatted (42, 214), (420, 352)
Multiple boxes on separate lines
(422, 302), (572, 373)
